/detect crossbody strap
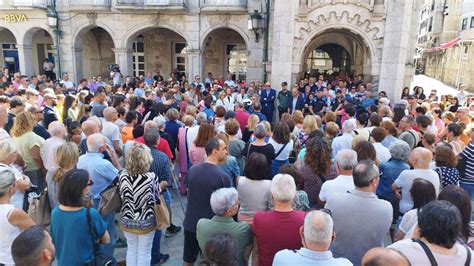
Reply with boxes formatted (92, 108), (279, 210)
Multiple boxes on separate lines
(412, 239), (437, 266)
(464, 244), (471, 266)
(275, 142), (289, 158)
(86, 208), (99, 256)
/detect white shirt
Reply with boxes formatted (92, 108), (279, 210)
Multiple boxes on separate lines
(102, 121), (122, 146)
(222, 95), (235, 111)
(186, 125), (200, 155)
(394, 169), (440, 213)
(319, 175), (355, 202)
(41, 136), (65, 170)
(331, 133), (353, 159)
(60, 80), (74, 89)
(268, 138), (294, 160)
(224, 79), (236, 87)
(373, 142), (391, 163)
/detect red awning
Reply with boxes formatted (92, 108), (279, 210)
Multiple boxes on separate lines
(439, 37), (462, 49)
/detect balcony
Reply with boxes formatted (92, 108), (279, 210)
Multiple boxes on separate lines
(114, 0), (186, 10)
(69, 0), (112, 11)
(9, 0), (47, 9)
(200, 0), (247, 12)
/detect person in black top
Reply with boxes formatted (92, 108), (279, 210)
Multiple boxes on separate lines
(4, 96), (24, 134)
(331, 89), (343, 112)
(183, 138), (232, 265)
(242, 123), (275, 179)
(309, 89), (327, 115)
(42, 93), (58, 129)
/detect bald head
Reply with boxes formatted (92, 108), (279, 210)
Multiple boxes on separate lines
(362, 247), (410, 266)
(82, 120), (100, 136)
(410, 147), (432, 168)
(103, 107), (118, 122)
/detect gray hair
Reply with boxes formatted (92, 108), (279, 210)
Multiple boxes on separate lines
(342, 119), (356, 134)
(144, 128), (160, 147)
(48, 121), (65, 137)
(144, 120), (158, 132)
(0, 164), (16, 196)
(353, 160), (379, 188)
(336, 149), (358, 170)
(0, 139), (18, 162)
(304, 210), (334, 245)
(210, 187), (239, 216)
(196, 112), (207, 125)
(87, 133), (106, 153)
(271, 174), (296, 203)
(253, 123), (268, 139)
(389, 140), (410, 162)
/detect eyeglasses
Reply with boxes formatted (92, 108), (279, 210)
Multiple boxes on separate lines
(87, 180), (94, 186)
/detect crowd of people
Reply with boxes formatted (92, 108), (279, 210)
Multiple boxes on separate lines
(0, 64), (473, 266)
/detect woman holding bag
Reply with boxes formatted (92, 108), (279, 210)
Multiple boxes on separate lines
(118, 143), (162, 266)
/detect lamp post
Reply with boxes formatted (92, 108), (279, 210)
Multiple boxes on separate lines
(47, 1), (62, 80)
(248, 10), (262, 42)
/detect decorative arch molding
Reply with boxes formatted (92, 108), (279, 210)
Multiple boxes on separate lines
(121, 22), (192, 50)
(305, 0), (376, 12)
(200, 23), (251, 50)
(19, 25), (55, 45)
(293, 10), (383, 64)
(72, 22), (117, 49)
(0, 26), (19, 43)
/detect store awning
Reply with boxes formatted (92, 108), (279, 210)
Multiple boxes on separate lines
(421, 37), (462, 53)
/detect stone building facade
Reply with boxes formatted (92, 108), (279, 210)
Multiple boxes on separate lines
(0, 0), (422, 101)
(418, 0), (474, 91)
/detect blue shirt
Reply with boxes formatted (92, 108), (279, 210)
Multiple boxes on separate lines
(164, 120), (181, 147)
(203, 108), (215, 122)
(149, 147), (172, 184)
(50, 207), (108, 266)
(377, 159), (410, 198)
(273, 248), (352, 266)
(362, 98), (375, 108)
(77, 152), (119, 199)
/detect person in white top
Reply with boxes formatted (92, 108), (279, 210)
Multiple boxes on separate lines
(457, 84), (467, 105)
(0, 165), (35, 266)
(41, 121), (66, 170)
(186, 112), (207, 155)
(392, 147), (440, 215)
(331, 120), (355, 159)
(319, 149), (358, 206)
(389, 201), (472, 266)
(268, 122), (294, 176)
(0, 105), (10, 141)
(59, 73), (74, 90)
(102, 107), (123, 157)
(371, 127), (391, 163)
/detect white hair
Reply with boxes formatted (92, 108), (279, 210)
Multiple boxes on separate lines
(48, 121), (65, 137)
(379, 97), (390, 106)
(0, 164), (16, 196)
(304, 210), (333, 245)
(196, 112), (207, 125)
(144, 120), (158, 132)
(342, 119), (356, 134)
(87, 133), (105, 153)
(336, 149), (358, 171)
(0, 139), (18, 162)
(271, 174), (296, 203)
(210, 187), (239, 216)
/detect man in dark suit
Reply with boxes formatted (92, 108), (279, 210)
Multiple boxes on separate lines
(260, 82), (276, 122)
(42, 93), (58, 129)
(288, 86), (305, 114)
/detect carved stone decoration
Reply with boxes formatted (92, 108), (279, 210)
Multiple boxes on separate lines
(86, 12), (97, 25)
(220, 13), (231, 26)
(152, 13), (160, 26)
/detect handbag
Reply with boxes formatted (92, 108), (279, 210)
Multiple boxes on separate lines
(152, 177), (170, 230)
(98, 183), (121, 216)
(28, 188), (51, 226)
(86, 208), (114, 266)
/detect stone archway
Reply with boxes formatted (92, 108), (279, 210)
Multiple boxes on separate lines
(0, 28), (19, 74)
(21, 27), (55, 76)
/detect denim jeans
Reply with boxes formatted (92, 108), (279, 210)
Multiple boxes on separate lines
(124, 231), (155, 266)
(92, 199), (116, 259)
(460, 182), (474, 220)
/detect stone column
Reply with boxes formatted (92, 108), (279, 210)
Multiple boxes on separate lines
(379, 0), (421, 102)
(270, 0), (299, 92)
(188, 49), (202, 81)
(112, 48), (133, 77)
(16, 44), (34, 76)
(72, 48), (83, 83)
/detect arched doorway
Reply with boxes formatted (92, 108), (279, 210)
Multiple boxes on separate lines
(22, 28), (54, 76)
(301, 29), (371, 80)
(0, 28), (18, 74)
(124, 28), (188, 79)
(202, 28), (248, 82)
(75, 27), (115, 80)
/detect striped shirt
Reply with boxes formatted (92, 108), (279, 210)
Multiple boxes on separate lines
(460, 143), (474, 184)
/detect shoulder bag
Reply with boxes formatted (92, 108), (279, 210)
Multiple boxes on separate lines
(98, 175), (121, 216)
(86, 208), (114, 266)
(152, 174), (170, 230)
(28, 187), (52, 227)
(412, 238), (471, 266)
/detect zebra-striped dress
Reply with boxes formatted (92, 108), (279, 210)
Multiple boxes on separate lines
(118, 170), (159, 233)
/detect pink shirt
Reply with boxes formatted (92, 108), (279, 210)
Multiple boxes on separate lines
(190, 143), (206, 165)
(235, 110), (250, 131)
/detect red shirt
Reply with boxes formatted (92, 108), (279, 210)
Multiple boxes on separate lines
(235, 109), (250, 130)
(252, 210), (306, 266)
(135, 136), (173, 160)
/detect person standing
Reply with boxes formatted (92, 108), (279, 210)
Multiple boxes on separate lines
(260, 82), (276, 123)
(288, 85), (305, 114)
(277, 82), (291, 119)
(325, 160), (392, 265)
(182, 138), (232, 266)
(43, 58), (55, 81)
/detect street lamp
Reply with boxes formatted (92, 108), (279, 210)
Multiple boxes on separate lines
(47, 3), (62, 80)
(248, 10), (262, 42)
(136, 34), (145, 43)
